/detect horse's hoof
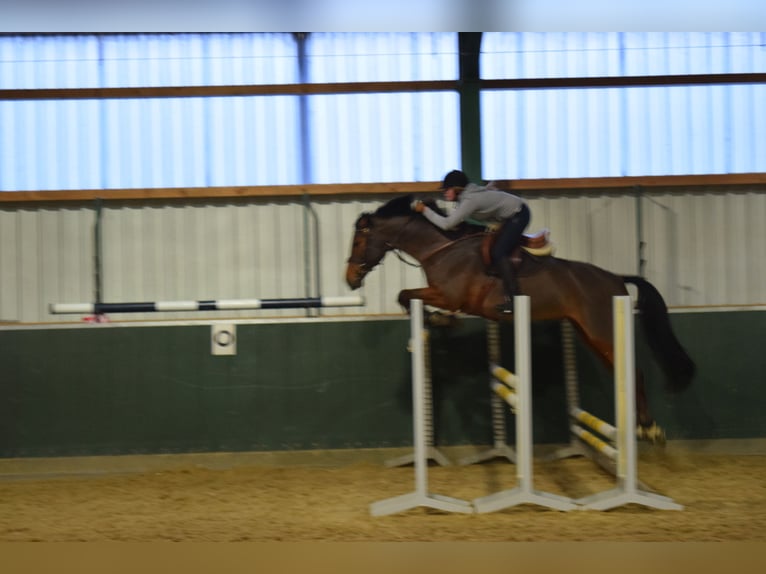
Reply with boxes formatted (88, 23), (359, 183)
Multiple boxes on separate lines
(636, 421), (666, 445)
(426, 311), (457, 329)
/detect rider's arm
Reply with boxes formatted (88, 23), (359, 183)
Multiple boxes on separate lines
(421, 198), (475, 230)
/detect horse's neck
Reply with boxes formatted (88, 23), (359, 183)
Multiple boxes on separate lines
(393, 218), (458, 262)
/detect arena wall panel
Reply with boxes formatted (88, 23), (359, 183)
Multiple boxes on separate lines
(1, 310), (763, 458)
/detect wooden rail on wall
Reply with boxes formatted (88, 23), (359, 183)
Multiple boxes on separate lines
(1, 173), (765, 204)
(3, 73), (765, 101)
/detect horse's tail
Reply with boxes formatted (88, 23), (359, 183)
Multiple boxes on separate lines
(622, 275), (696, 393)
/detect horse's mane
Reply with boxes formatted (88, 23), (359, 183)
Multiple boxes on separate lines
(373, 194), (485, 240)
(373, 194), (420, 218)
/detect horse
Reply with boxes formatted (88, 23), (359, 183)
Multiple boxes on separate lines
(345, 194), (696, 443)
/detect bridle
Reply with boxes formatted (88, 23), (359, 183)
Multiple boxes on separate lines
(349, 213), (480, 271)
(348, 214), (420, 270)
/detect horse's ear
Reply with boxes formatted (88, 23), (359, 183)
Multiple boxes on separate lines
(355, 213), (372, 230)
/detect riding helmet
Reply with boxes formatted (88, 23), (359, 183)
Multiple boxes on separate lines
(440, 169), (469, 190)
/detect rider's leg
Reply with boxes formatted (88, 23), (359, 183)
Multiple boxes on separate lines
(495, 257), (517, 314)
(491, 205), (530, 314)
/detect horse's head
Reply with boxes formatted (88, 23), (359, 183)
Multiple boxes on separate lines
(345, 212), (391, 289)
(345, 195), (418, 289)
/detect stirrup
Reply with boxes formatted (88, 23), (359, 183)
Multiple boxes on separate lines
(495, 299), (514, 314)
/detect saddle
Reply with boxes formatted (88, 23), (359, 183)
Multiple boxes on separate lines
(481, 228), (554, 270)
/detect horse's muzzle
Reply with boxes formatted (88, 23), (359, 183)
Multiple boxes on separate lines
(345, 262), (366, 289)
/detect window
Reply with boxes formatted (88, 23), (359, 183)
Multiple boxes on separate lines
(480, 32), (766, 179)
(0, 33), (460, 191)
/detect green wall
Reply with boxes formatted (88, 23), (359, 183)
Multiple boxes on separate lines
(1, 310), (764, 458)
(1, 320), (414, 457)
(636, 310), (766, 439)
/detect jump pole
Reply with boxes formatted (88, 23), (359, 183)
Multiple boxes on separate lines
(547, 319), (625, 478)
(575, 296), (682, 511)
(548, 317), (652, 491)
(49, 295), (365, 315)
(370, 299), (473, 516)
(472, 296), (578, 513)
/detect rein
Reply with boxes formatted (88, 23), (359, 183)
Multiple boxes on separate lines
(388, 217), (483, 268)
(384, 216), (421, 268)
(418, 234), (480, 264)
(390, 249), (421, 268)
(354, 213), (482, 270)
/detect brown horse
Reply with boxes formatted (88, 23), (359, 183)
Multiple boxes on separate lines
(345, 195), (696, 442)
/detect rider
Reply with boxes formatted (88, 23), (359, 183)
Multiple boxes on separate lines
(411, 169), (530, 314)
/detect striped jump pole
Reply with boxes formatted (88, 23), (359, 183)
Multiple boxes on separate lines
(570, 420), (618, 461)
(370, 299), (473, 516)
(49, 295), (365, 315)
(488, 364), (520, 412)
(549, 317), (648, 489)
(575, 296), (682, 511)
(472, 296), (578, 513)
(458, 320), (516, 465)
(568, 405), (620, 464)
(571, 406), (617, 442)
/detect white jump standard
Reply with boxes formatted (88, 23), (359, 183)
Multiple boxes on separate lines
(472, 296), (579, 513)
(383, 326), (452, 468)
(575, 296), (682, 511)
(369, 299), (473, 516)
(49, 295), (365, 314)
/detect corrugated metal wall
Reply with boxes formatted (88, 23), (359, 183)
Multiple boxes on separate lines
(0, 197), (430, 322)
(640, 188), (766, 306)
(3, 189), (764, 323)
(98, 201), (309, 320)
(0, 205), (94, 322)
(522, 188), (766, 308)
(1, 33), (765, 323)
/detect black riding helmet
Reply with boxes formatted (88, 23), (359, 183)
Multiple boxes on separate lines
(440, 169), (469, 190)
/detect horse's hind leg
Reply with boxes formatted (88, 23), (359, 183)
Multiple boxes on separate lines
(635, 369), (666, 444)
(571, 321), (664, 444)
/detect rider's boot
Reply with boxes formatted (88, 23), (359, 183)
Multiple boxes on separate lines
(495, 258), (517, 315)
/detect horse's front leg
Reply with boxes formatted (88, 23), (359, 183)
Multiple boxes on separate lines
(398, 287), (459, 328)
(397, 287), (453, 312)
